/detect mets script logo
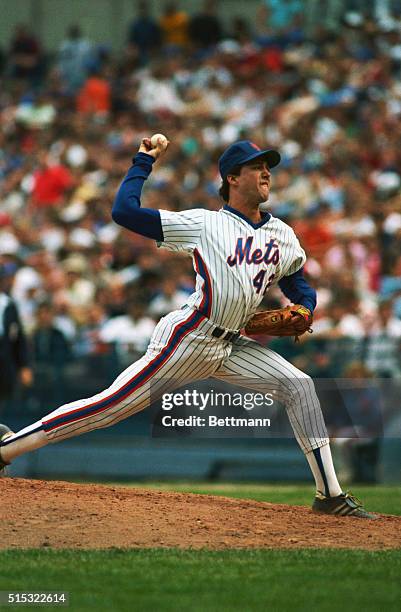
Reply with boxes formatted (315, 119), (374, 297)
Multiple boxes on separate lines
(227, 237), (280, 266)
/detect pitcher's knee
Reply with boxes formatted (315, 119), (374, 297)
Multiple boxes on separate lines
(282, 373), (319, 406)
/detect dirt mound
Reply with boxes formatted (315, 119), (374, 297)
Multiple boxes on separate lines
(1, 478), (400, 550)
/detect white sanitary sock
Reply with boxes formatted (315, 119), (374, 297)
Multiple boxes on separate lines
(305, 443), (342, 497)
(0, 421), (48, 463)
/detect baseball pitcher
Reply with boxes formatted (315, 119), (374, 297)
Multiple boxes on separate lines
(0, 136), (375, 518)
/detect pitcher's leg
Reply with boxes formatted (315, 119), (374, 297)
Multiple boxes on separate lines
(214, 337), (329, 452)
(213, 336), (342, 497)
(0, 352), (159, 465)
(1, 308), (210, 465)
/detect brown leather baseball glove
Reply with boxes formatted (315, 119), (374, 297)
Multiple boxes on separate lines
(244, 304), (313, 341)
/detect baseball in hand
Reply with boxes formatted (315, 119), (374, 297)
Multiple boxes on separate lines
(150, 133), (168, 149)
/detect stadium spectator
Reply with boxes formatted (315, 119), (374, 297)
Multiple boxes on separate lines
(189, 0), (224, 51)
(60, 254), (96, 321)
(228, 17), (253, 45)
(76, 69), (112, 116)
(99, 298), (156, 357)
(14, 92), (57, 130)
(159, 2), (189, 48)
(31, 152), (74, 208)
(259, 0), (303, 31)
(365, 300), (401, 377)
(57, 25), (94, 93)
(149, 277), (190, 318)
(0, 264), (33, 415)
(29, 302), (71, 410)
(7, 24), (43, 86)
(329, 362), (382, 484)
(32, 302), (71, 368)
(127, 0), (162, 65)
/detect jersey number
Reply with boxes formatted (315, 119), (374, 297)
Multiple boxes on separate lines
(253, 271), (275, 294)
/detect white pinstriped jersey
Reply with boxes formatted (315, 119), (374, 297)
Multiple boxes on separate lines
(158, 207), (306, 331)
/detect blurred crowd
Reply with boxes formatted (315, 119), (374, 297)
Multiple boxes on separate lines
(1, 0), (401, 385)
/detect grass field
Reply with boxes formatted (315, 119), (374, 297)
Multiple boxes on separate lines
(121, 482), (401, 516)
(1, 483), (400, 611)
(1, 549), (401, 612)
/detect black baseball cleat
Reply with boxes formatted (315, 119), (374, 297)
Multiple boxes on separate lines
(312, 491), (378, 519)
(0, 424), (14, 473)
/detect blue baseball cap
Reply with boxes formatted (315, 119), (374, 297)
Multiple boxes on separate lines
(218, 140), (281, 179)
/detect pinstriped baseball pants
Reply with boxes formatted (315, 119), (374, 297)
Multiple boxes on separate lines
(42, 306), (329, 454)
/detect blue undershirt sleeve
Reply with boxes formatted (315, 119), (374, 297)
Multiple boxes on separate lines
(111, 152), (164, 241)
(278, 268), (317, 312)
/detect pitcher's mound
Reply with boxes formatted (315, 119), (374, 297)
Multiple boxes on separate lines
(1, 478), (400, 550)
